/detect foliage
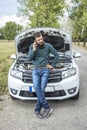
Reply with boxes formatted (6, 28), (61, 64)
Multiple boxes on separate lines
(17, 0), (65, 28)
(68, 0), (87, 44)
(1, 22), (23, 40)
(0, 28), (5, 39)
(0, 40), (15, 94)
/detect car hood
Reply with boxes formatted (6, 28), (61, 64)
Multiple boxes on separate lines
(15, 28), (72, 58)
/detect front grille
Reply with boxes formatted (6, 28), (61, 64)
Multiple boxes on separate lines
(22, 71), (32, 83)
(22, 70), (62, 83)
(19, 90), (66, 97)
(49, 70), (62, 83)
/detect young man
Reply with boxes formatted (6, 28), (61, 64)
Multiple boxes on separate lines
(28, 32), (59, 119)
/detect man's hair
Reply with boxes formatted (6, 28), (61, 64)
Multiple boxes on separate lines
(33, 32), (42, 38)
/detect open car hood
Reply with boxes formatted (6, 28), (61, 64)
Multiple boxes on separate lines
(15, 28), (72, 58)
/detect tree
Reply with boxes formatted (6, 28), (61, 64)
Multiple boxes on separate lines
(0, 27), (4, 39)
(68, 0), (87, 45)
(2, 22), (23, 40)
(17, 0), (65, 28)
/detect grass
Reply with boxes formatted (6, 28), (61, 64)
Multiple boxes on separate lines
(73, 42), (87, 50)
(0, 106), (3, 110)
(0, 40), (15, 94)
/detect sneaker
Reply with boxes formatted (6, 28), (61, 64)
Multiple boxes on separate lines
(43, 107), (53, 118)
(34, 111), (43, 119)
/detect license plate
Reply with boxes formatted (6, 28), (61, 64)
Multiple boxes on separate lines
(29, 86), (32, 92)
(45, 86), (55, 92)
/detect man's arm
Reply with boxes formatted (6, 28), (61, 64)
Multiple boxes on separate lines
(28, 40), (38, 61)
(48, 44), (59, 67)
(28, 44), (36, 61)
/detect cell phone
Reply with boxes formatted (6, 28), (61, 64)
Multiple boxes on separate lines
(34, 40), (38, 46)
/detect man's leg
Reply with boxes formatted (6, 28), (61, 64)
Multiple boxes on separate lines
(40, 68), (50, 109)
(32, 68), (50, 111)
(41, 68), (53, 118)
(32, 69), (44, 119)
(41, 68), (49, 91)
(35, 98), (42, 112)
(32, 69), (42, 112)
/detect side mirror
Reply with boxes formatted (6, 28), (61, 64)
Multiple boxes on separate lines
(10, 54), (16, 59)
(73, 52), (81, 58)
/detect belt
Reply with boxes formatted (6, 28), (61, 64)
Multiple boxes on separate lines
(32, 66), (46, 69)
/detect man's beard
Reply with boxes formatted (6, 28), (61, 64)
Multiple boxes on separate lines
(38, 42), (44, 48)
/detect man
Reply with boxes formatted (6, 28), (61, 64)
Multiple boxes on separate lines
(28, 32), (59, 119)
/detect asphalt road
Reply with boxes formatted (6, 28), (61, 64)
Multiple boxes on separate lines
(0, 45), (87, 130)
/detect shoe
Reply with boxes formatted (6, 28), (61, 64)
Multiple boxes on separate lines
(34, 111), (43, 119)
(43, 107), (53, 118)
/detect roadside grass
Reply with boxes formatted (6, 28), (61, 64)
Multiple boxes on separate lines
(0, 106), (3, 110)
(73, 42), (87, 50)
(0, 40), (15, 94)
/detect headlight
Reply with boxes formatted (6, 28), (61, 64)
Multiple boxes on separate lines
(62, 68), (76, 79)
(10, 69), (23, 80)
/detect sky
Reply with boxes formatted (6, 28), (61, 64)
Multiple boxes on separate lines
(0, 0), (29, 28)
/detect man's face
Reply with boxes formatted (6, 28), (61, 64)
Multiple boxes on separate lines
(35, 35), (44, 45)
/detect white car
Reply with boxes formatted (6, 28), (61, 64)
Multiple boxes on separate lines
(8, 28), (81, 100)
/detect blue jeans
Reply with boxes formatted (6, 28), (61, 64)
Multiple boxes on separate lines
(32, 68), (50, 112)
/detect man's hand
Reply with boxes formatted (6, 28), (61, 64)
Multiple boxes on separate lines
(46, 64), (54, 70)
(33, 41), (38, 51)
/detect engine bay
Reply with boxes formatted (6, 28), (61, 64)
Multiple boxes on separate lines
(14, 55), (72, 72)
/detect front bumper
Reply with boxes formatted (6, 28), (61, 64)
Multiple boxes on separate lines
(8, 72), (80, 100)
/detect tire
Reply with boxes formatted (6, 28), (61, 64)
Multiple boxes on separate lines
(71, 91), (79, 99)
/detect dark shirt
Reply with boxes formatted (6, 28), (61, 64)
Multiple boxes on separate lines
(28, 42), (59, 67)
